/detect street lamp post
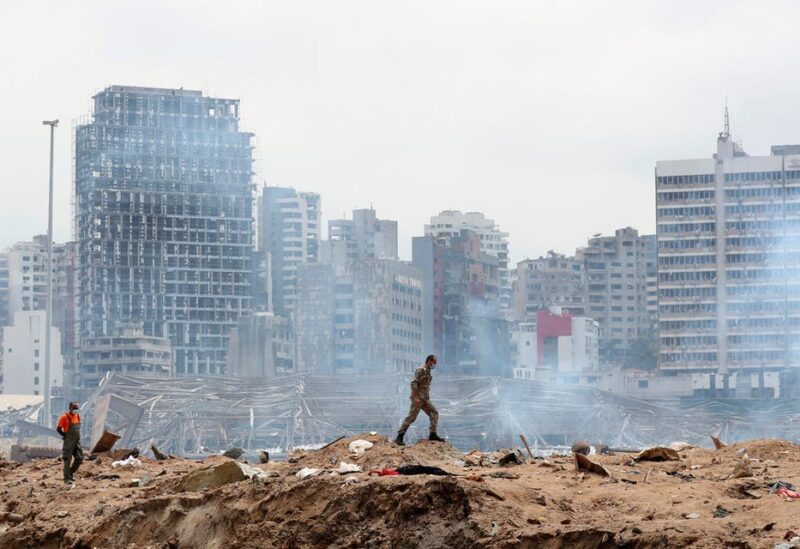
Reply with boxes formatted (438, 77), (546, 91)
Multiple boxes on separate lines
(42, 119), (58, 428)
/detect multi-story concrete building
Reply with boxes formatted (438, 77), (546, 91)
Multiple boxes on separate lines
(425, 211), (511, 307)
(413, 230), (510, 376)
(3, 237), (75, 364)
(77, 324), (172, 388)
(227, 312), (294, 377)
(513, 252), (585, 320)
(257, 186), (321, 315)
(74, 85), (254, 379)
(576, 228), (656, 365)
(0, 252), (8, 332)
(1, 311), (64, 395)
(295, 259), (423, 373)
(5, 236), (68, 315)
(656, 123), (800, 397)
(511, 307), (599, 383)
(322, 208), (398, 265)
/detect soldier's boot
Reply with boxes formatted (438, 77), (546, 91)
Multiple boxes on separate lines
(429, 432), (446, 442)
(393, 431), (406, 446)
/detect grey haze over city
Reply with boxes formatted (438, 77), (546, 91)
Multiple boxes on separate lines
(4, 0), (800, 260)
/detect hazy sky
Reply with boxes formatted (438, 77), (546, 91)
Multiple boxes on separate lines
(3, 0), (800, 262)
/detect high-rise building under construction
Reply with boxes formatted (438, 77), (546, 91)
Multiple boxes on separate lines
(74, 86), (254, 380)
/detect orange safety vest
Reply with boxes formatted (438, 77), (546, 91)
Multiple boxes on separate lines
(57, 412), (81, 432)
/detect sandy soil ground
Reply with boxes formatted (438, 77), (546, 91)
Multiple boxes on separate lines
(1, 434), (799, 548)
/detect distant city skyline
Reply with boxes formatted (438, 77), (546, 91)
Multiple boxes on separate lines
(6, 2), (800, 262)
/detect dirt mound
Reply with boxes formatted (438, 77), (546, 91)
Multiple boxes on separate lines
(295, 433), (465, 471)
(2, 438), (800, 548)
(720, 439), (800, 461)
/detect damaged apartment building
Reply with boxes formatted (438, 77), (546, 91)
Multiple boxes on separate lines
(414, 228), (510, 377)
(295, 209), (424, 374)
(74, 86), (254, 384)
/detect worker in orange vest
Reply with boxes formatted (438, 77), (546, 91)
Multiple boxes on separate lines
(56, 402), (84, 484)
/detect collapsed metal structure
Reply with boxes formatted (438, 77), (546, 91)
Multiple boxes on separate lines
(3, 373), (800, 455)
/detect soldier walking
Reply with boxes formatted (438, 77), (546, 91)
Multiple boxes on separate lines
(394, 355), (445, 445)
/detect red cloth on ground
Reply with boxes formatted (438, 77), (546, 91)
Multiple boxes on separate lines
(777, 488), (800, 500)
(368, 468), (399, 477)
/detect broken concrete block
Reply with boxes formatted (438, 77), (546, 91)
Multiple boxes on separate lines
(90, 431), (121, 454)
(175, 461), (247, 492)
(151, 444), (169, 461)
(731, 459), (753, 479)
(574, 452), (610, 477)
(222, 448), (244, 460)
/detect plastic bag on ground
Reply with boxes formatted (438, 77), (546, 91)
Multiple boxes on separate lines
(111, 456), (143, 469)
(296, 467), (323, 480)
(336, 462), (362, 474)
(348, 440), (373, 456)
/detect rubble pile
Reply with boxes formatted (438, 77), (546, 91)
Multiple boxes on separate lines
(2, 435), (800, 548)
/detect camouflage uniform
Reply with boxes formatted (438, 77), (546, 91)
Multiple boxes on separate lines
(399, 363), (438, 434)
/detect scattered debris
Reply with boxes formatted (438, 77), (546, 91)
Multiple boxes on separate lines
(222, 448), (244, 460)
(175, 461), (248, 492)
(727, 480), (761, 500)
(259, 451), (270, 464)
(634, 447), (680, 462)
(93, 474), (121, 481)
(238, 463), (269, 480)
(483, 471), (520, 480)
(770, 481), (796, 493)
(336, 462), (362, 474)
(574, 452), (610, 477)
(731, 460), (753, 479)
(111, 456), (142, 469)
(295, 468), (323, 480)
(712, 505), (731, 518)
(776, 488), (800, 500)
(668, 441), (694, 452)
(571, 440), (590, 455)
(319, 435), (346, 452)
(464, 449), (484, 467)
(150, 444), (169, 461)
(666, 470), (694, 482)
(342, 476), (359, 485)
(396, 465), (451, 476)
(0, 512), (24, 523)
(519, 434), (535, 462)
(348, 440), (373, 456)
(711, 435), (726, 450)
(683, 512), (701, 519)
(498, 450), (525, 466)
(90, 430), (121, 454)
(132, 474), (153, 488)
(368, 468), (400, 477)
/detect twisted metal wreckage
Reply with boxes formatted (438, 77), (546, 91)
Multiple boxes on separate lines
(3, 373), (800, 455)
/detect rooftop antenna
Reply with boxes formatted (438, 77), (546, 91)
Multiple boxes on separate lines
(723, 98), (730, 138)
